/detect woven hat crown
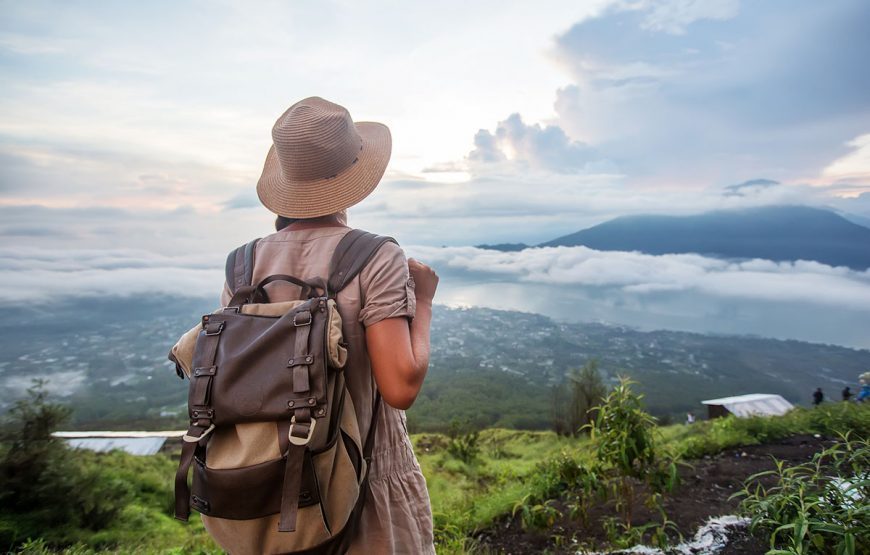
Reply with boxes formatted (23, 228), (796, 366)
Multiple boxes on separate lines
(257, 96), (391, 218)
(272, 98), (363, 182)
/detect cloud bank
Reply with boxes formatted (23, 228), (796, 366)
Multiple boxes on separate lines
(4, 242), (869, 347)
(0, 247), (226, 303)
(406, 245), (870, 311)
(7, 241), (868, 314)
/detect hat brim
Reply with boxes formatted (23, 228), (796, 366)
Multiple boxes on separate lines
(256, 121), (391, 218)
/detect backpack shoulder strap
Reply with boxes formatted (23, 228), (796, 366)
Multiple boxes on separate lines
(327, 229), (397, 296)
(224, 238), (261, 295)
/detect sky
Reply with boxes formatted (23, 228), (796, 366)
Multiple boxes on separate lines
(1, 0), (870, 344)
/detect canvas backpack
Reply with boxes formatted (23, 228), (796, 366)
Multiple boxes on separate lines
(169, 229), (396, 553)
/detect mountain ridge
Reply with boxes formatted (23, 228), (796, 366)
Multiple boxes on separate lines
(477, 205), (870, 270)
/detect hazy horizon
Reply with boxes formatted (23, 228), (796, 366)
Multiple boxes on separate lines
(1, 0), (869, 349)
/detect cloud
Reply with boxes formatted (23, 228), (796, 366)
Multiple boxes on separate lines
(406, 244), (870, 310)
(351, 170), (839, 245)
(823, 134), (870, 183)
(467, 113), (611, 174)
(723, 178), (780, 197)
(550, 0), (870, 187)
(221, 191), (262, 210)
(0, 247), (226, 303)
(8, 241), (870, 318)
(0, 204), (276, 257)
(639, 0), (740, 34)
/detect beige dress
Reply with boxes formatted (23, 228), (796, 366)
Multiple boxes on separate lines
(216, 225), (435, 555)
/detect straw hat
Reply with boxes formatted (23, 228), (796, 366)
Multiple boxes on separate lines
(256, 97), (391, 218)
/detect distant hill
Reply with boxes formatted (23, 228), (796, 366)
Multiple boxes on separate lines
(473, 242), (529, 251)
(537, 205), (870, 269)
(4, 298), (867, 432)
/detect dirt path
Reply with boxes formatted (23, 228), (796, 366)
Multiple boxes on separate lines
(477, 434), (833, 554)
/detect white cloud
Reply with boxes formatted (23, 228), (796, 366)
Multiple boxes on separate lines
(351, 172), (838, 245)
(0, 247), (225, 303)
(406, 244), (870, 310)
(7, 243), (870, 312)
(639, 0), (740, 34)
(467, 113), (613, 174)
(823, 133), (870, 183)
(549, 0), (870, 188)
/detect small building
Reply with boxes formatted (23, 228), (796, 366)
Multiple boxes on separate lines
(52, 431), (185, 456)
(701, 393), (794, 419)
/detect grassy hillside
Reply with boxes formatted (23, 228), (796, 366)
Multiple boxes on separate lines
(3, 402), (868, 554)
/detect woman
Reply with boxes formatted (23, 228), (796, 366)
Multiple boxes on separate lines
(211, 97), (438, 554)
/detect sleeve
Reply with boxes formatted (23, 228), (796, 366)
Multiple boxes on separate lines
(358, 241), (417, 327)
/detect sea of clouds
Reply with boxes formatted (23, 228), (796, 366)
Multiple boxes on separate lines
(3, 243), (870, 348)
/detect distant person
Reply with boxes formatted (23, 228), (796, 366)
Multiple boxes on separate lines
(842, 386), (852, 402)
(686, 412), (695, 425)
(859, 372), (870, 403)
(812, 387), (824, 406)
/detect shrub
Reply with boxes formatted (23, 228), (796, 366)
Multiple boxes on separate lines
(585, 377), (679, 544)
(446, 419), (481, 464)
(552, 359), (607, 436)
(733, 433), (870, 555)
(0, 381), (132, 549)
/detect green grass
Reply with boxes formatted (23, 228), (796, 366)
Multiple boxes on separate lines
(414, 429), (582, 550)
(5, 402), (869, 554)
(2, 451), (219, 554)
(421, 402), (870, 553)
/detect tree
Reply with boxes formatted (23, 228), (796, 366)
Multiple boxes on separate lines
(552, 359), (607, 436)
(0, 379), (71, 511)
(0, 380), (132, 548)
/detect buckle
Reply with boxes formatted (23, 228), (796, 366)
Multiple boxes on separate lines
(293, 311), (312, 327)
(288, 416), (316, 446)
(204, 321), (224, 336)
(183, 423), (215, 443)
(221, 306), (240, 313)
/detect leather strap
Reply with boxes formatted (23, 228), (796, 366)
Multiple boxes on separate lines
(174, 430), (206, 520)
(327, 230), (397, 296)
(289, 319), (311, 393)
(279, 405), (313, 532)
(225, 238), (260, 296)
(174, 317), (222, 520)
(278, 443), (306, 532)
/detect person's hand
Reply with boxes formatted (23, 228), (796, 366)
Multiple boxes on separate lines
(408, 258), (438, 305)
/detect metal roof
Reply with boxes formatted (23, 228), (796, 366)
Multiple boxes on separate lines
(62, 437), (168, 456)
(53, 430), (185, 438)
(701, 393), (794, 417)
(52, 431), (186, 456)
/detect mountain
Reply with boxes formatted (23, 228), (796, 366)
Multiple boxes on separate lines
(473, 242), (529, 251)
(539, 205), (870, 269)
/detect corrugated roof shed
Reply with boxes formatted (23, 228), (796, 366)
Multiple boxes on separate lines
(63, 437), (168, 456)
(53, 431), (185, 456)
(701, 393), (794, 418)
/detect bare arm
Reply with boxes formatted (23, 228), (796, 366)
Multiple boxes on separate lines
(365, 259), (438, 410)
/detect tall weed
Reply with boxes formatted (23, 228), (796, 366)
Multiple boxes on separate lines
(733, 433), (870, 555)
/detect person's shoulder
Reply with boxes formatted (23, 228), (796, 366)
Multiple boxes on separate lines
(358, 232), (409, 281)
